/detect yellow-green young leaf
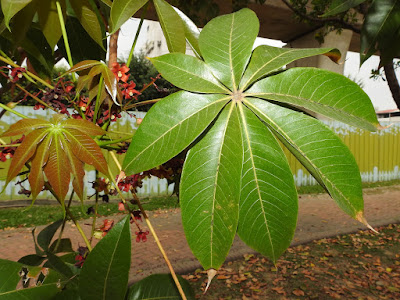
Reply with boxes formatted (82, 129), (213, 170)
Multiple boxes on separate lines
(6, 128), (49, 185)
(246, 68), (380, 131)
(63, 138), (85, 201)
(1, 0), (32, 30)
(62, 118), (105, 136)
(237, 105), (298, 262)
(29, 134), (52, 200)
(180, 103), (243, 270)
(240, 46), (341, 90)
(110, 0), (148, 34)
(66, 60), (102, 74)
(69, 0), (105, 49)
(37, 0), (66, 50)
(199, 8), (259, 90)
(154, 0), (186, 53)
(1, 118), (51, 137)
(63, 128), (108, 175)
(44, 133), (71, 203)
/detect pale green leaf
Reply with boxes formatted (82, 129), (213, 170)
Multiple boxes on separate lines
(69, 0), (105, 48)
(79, 217), (131, 300)
(246, 67), (379, 131)
(246, 98), (364, 218)
(150, 53), (228, 93)
(110, 0), (148, 34)
(240, 46), (341, 90)
(122, 91), (230, 175)
(237, 105), (298, 262)
(199, 8), (259, 90)
(1, 0), (32, 30)
(322, 0), (367, 17)
(180, 103), (242, 270)
(153, 0), (186, 53)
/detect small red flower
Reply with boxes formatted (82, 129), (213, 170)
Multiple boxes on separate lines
(135, 230), (149, 242)
(118, 201), (126, 211)
(99, 219), (114, 236)
(122, 81), (140, 99)
(10, 67), (26, 83)
(111, 63), (130, 83)
(34, 103), (45, 110)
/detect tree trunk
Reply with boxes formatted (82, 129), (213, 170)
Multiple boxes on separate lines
(108, 29), (120, 67)
(384, 62), (400, 110)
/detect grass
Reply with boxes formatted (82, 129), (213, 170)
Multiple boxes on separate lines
(184, 223), (400, 299)
(0, 196), (179, 230)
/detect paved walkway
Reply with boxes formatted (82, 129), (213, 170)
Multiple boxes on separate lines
(1, 185), (399, 284)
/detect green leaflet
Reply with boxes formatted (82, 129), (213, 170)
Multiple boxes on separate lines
(240, 46), (341, 90)
(78, 216), (131, 300)
(122, 92), (230, 175)
(199, 8), (259, 90)
(180, 103), (242, 270)
(237, 104), (298, 263)
(1, 0), (32, 30)
(110, 0), (148, 34)
(246, 67), (379, 131)
(150, 53), (228, 93)
(322, 0), (367, 17)
(246, 98), (364, 218)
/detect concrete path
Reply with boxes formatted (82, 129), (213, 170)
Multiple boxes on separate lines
(0, 185), (399, 284)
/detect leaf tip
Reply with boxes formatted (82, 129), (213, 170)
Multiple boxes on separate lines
(355, 212), (379, 234)
(204, 269), (217, 294)
(324, 49), (341, 64)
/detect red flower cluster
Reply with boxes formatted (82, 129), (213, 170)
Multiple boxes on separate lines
(99, 219), (114, 237)
(122, 81), (140, 100)
(117, 174), (144, 193)
(135, 230), (149, 242)
(0, 136), (25, 162)
(10, 67), (26, 83)
(111, 63), (130, 83)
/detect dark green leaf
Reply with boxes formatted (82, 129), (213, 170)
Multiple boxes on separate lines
(78, 216), (131, 300)
(18, 255), (46, 266)
(173, 6), (201, 57)
(1, 0), (32, 30)
(240, 46), (341, 90)
(7, 1), (36, 45)
(246, 67), (379, 131)
(237, 104), (298, 262)
(153, 0), (186, 53)
(45, 252), (74, 278)
(37, 219), (64, 252)
(199, 8), (259, 90)
(180, 103), (242, 270)
(69, 0), (105, 48)
(126, 274), (195, 300)
(246, 98), (365, 219)
(122, 91), (229, 175)
(322, 0), (367, 17)
(110, 0), (148, 34)
(0, 259), (22, 292)
(49, 238), (74, 254)
(0, 281), (64, 299)
(37, 0), (65, 50)
(150, 53), (228, 93)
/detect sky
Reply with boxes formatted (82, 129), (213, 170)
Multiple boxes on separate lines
(115, 18), (399, 112)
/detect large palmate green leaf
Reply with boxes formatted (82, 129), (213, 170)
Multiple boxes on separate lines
(1, 0), (32, 30)
(322, 0), (367, 17)
(150, 53), (228, 93)
(122, 8), (379, 275)
(199, 8), (259, 90)
(237, 105), (298, 262)
(126, 274), (195, 300)
(240, 46), (341, 90)
(246, 67), (379, 131)
(153, 0), (186, 53)
(246, 98), (365, 219)
(123, 91), (230, 175)
(110, 0), (148, 34)
(78, 216), (131, 300)
(180, 103), (242, 270)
